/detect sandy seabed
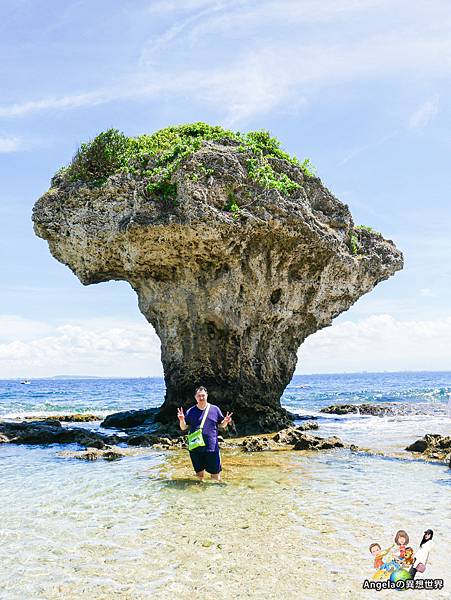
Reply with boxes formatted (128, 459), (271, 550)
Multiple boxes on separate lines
(0, 441), (449, 600)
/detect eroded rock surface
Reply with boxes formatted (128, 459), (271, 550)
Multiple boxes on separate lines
(293, 434), (345, 451)
(241, 436), (273, 452)
(272, 423), (318, 444)
(0, 420), (118, 446)
(101, 408), (159, 429)
(33, 138), (402, 433)
(406, 434), (451, 465)
(57, 445), (131, 461)
(241, 430), (345, 452)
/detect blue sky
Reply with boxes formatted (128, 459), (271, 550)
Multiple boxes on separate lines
(1, 0), (450, 377)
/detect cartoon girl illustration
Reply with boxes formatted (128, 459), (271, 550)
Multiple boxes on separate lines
(409, 529), (434, 578)
(394, 529), (410, 559)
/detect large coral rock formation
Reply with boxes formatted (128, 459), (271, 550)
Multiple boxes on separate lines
(32, 128), (403, 433)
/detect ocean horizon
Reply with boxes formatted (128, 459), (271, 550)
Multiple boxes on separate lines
(4, 368), (451, 382)
(1, 370), (449, 598)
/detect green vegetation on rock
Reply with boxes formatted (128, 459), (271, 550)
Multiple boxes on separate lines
(223, 190), (241, 219)
(355, 224), (381, 236)
(55, 122), (316, 200)
(349, 225), (381, 255)
(349, 233), (359, 255)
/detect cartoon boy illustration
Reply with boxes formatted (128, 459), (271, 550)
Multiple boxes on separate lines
(394, 529), (410, 559)
(369, 543), (397, 579)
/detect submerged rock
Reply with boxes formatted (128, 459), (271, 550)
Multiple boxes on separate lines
(241, 436), (273, 452)
(23, 413), (102, 422)
(241, 429), (344, 452)
(58, 445), (130, 461)
(101, 408), (159, 429)
(33, 124), (403, 433)
(292, 433), (345, 451)
(296, 421), (319, 431)
(126, 433), (157, 446)
(406, 434), (451, 464)
(321, 404), (391, 416)
(0, 420), (117, 446)
(273, 422), (318, 444)
(152, 436), (187, 450)
(320, 403), (431, 416)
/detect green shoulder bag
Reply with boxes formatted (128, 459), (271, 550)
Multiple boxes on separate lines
(187, 403), (210, 451)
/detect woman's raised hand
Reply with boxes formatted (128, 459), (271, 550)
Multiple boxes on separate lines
(177, 407), (185, 421)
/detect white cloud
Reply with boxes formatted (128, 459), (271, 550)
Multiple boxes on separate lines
(338, 131), (399, 166)
(2, 313), (451, 378)
(0, 136), (23, 153)
(0, 91), (110, 118)
(147, 0), (389, 21)
(297, 314), (451, 373)
(408, 95), (440, 129)
(125, 33), (451, 125)
(146, 0), (224, 14)
(0, 316), (162, 378)
(419, 288), (435, 297)
(0, 315), (53, 341)
(0, 2), (450, 123)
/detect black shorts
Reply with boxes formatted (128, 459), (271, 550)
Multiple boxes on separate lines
(189, 449), (222, 474)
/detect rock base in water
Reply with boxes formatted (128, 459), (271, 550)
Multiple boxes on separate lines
(101, 405), (297, 437)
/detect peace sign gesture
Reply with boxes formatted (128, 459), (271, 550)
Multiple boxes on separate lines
(221, 411), (233, 427)
(177, 407), (185, 421)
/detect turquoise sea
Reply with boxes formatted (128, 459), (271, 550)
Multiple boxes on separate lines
(1, 372), (450, 599)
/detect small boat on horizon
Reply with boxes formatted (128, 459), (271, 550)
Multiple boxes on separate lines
(20, 380), (31, 385)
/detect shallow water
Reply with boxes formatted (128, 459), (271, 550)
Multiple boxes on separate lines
(1, 373), (450, 599)
(1, 445), (450, 599)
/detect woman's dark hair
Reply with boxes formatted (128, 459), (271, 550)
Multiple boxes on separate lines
(394, 530), (409, 545)
(195, 386), (208, 394)
(420, 529), (433, 547)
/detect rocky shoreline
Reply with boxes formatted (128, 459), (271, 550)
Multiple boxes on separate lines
(22, 413), (104, 422)
(0, 419), (115, 447)
(1, 408), (449, 467)
(320, 403), (436, 416)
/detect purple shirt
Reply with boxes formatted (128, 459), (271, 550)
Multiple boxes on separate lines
(185, 403), (224, 452)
